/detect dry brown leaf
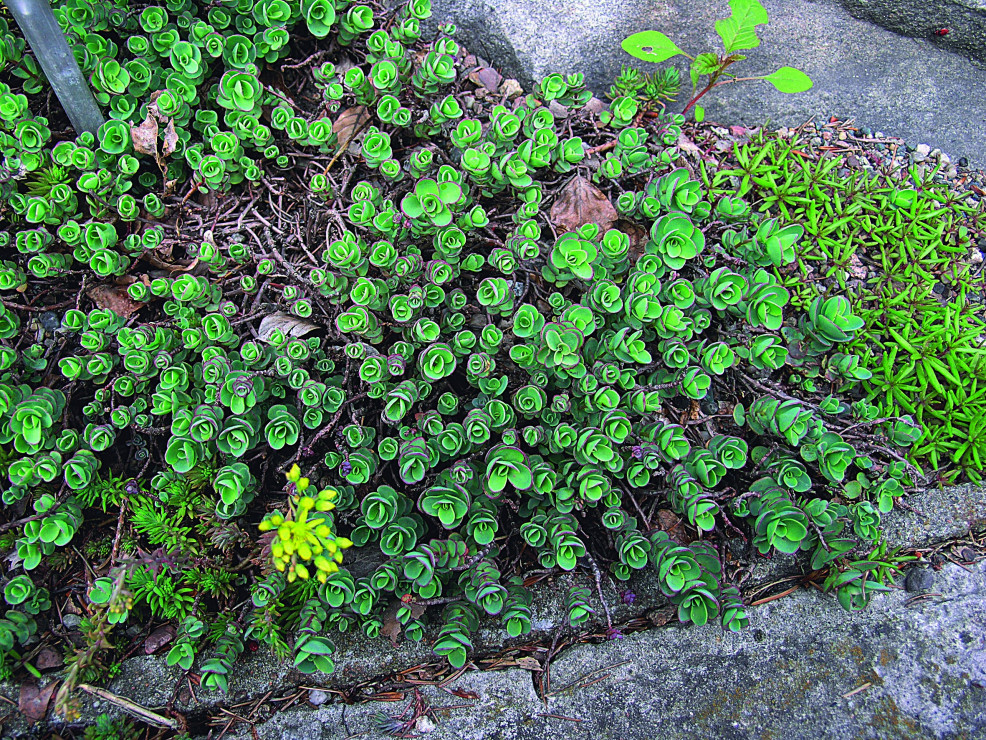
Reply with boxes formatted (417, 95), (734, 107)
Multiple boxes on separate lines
(34, 648), (63, 671)
(617, 220), (649, 262)
(130, 114), (159, 158)
(516, 656), (543, 672)
(144, 625), (176, 654)
(161, 120), (179, 158)
(676, 132), (703, 157)
(647, 606), (676, 627)
(87, 283), (143, 319)
(333, 106), (370, 152)
(380, 599), (403, 647)
(19, 681), (57, 722)
(258, 312), (319, 343)
(147, 90), (165, 121)
(143, 250), (198, 274)
(656, 509), (691, 545)
(549, 175), (618, 235)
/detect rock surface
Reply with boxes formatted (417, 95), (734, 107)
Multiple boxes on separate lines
(428, 0), (986, 165)
(225, 560), (986, 739)
(4, 483), (984, 737)
(838, 0), (986, 64)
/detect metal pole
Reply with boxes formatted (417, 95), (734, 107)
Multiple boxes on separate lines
(4, 0), (105, 135)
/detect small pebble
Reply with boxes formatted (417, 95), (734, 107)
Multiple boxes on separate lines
(498, 78), (523, 99)
(912, 143), (931, 162)
(958, 156), (969, 168)
(39, 311), (60, 333)
(415, 716), (437, 733)
(62, 614), (81, 629)
(905, 567), (935, 592)
(309, 689), (328, 706)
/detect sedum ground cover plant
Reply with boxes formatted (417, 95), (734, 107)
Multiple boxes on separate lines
(699, 129), (985, 483)
(0, 0), (963, 728)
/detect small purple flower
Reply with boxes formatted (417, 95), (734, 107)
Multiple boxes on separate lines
(125, 479), (141, 496)
(621, 590), (636, 606)
(340, 460), (353, 475)
(605, 627), (624, 640)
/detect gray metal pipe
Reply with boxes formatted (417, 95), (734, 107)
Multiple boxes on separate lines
(3, 0), (104, 135)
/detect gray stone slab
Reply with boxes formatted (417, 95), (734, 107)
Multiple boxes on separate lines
(4, 483), (984, 737)
(429, 0), (986, 165)
(225, 560), (986, 739)
(837, 0), (986, 65)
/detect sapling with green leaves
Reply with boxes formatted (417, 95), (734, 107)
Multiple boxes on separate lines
(620, 0), (812, 121)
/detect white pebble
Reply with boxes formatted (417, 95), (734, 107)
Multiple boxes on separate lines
(415, 716), (437, 733)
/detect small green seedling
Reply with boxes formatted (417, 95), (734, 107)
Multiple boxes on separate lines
(621, 0), (812, 121)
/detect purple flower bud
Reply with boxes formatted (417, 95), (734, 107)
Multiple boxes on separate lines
(631, 446), (643, 460)
(621, 590), (636, 605)
(340, 461), (353, 475)
(605, 627), (624, 640)
(125, 480), (140, 496)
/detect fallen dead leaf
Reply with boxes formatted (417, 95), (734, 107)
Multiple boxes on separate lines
(130, 113), (159, 158)
(258, 312), (319, 343)
(451, 689), (480, 700)
(646, 606), (677, 627)
(87, 283), (143, 319)
(617, 220), (649, 261)
(144, 625), (176, 655)
(676, 132), (703, 158)
(516, 656), (543, 672)
(143, 250), (198, 275)
(147, 90), (165, 121)
(656, 509), (691, 545)
(161, 120), (178, 158)
(380, 599), (403, 647)
(549, 175), (618, 235)
(19, 681), (57, 722)
(34, 648), (63, 671)
(332, 106), (370, 153)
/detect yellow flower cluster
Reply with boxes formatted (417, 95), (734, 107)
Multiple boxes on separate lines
(259, 465), (353, 583)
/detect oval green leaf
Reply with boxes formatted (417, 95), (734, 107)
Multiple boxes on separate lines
(764, 67), (813, 93)
(621, 31), (685, 63)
